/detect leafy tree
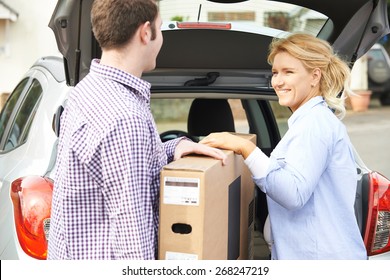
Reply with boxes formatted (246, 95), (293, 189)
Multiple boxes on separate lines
(171, 16), (184, 22)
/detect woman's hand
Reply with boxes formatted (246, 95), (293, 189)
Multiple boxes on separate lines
(174, 139), (227, 165)
(200, 132), (256, 159)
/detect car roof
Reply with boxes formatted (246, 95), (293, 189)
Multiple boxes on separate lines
(32, 56), (66, 83)
(49, 0), (390, 87)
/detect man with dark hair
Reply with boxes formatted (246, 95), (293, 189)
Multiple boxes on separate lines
(48, 0), (226, 260)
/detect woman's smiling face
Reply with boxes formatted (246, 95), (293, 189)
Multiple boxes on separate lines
(271, 52), (321, 112)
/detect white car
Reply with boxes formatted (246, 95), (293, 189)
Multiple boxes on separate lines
(1, 0), (390, 260)
(367, 43), (390, 105)
(0, 56), (69, 259)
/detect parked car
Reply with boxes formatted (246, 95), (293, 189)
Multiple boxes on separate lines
(0, 56), (69, 259)
(367, 43), (390, 105)
(1, 0), (390, 260)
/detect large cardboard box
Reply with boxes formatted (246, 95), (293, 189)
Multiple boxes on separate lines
(158, 133), (256, 260)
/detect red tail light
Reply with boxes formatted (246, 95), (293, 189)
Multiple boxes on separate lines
(10, 176), (53, 260)
(364, 172), (390, 256)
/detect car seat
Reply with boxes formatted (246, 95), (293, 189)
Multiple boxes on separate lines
(187, 98), (236, 137)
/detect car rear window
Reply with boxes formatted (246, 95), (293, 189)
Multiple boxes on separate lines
(158, 0), (328, 36)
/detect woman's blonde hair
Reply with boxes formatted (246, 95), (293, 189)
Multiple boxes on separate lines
(267, 33), (352, 119)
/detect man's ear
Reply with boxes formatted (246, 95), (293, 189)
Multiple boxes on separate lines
(140, 21), (151, 44)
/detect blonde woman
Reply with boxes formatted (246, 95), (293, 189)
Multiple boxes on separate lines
(201, 33), (367, 260)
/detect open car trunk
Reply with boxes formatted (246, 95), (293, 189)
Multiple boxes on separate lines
(49, 0), (390, 87)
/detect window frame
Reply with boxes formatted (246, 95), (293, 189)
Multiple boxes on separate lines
(0, 78), (43, 153)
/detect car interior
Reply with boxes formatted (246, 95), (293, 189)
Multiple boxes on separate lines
(160, 98), (237, 143)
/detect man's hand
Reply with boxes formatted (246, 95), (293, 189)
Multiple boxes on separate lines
(174, 139), (227, 165)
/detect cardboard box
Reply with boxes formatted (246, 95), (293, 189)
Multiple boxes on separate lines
(158, 133), (256, 260)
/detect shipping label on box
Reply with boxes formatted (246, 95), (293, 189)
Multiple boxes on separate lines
(163, 177), (200, 206)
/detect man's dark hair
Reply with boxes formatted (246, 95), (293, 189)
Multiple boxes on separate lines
(91, 0), (158, 49)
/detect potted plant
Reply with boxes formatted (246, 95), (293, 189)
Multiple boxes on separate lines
(348, 54), (372, 112)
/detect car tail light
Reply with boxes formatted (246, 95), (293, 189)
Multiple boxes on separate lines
(364, 171), (390, 256)
(10, 176), (53, 260)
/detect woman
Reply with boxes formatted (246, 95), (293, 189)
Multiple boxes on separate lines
(200, 33), (367, 259)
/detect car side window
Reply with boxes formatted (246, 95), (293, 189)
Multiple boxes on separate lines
(151, 98), (192, 133)
(0, 79), (29, 150)
(269, 100), (291, 137)
(151, 98), (250, 137)
(0, 79), (43, 152)
(368, 49), (385, 61)
(229, 99), (250, 134)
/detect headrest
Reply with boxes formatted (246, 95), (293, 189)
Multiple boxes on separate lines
(187, 99), (235, 136)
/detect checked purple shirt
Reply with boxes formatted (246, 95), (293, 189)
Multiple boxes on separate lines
(48, 59), (181, 259)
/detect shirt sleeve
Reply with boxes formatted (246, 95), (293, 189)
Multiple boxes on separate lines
(163, 137), (184, 163)
(244, 147), (271, 178)
(254, 123), (330, 211)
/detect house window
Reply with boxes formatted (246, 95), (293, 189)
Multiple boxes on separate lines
(264, 11), (289, 31)
(0, 20), (7, 55)
(208, 12), (255, 22)
(0, 2), (18, 56)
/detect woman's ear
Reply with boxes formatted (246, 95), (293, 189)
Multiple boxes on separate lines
(312, 68), (322, 86)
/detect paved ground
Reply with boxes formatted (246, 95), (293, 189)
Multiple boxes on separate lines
(343, 98), (390, 178)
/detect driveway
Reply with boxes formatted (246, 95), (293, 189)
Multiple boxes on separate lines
(343, 98), (390, 178)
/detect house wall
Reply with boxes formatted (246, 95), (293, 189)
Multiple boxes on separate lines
(0, 0), (59, 96)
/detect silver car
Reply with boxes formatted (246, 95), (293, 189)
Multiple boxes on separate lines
(0, 57), (69, 259)
(367, 43), (390, 105)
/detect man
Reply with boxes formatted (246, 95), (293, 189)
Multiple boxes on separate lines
(48, 0), (226, 260)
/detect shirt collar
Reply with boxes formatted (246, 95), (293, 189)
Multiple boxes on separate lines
(90, 59), (151, 100)
(287, 96), (326, 127)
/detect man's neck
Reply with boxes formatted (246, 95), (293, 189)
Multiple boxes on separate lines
(100, 48), (143, 78)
